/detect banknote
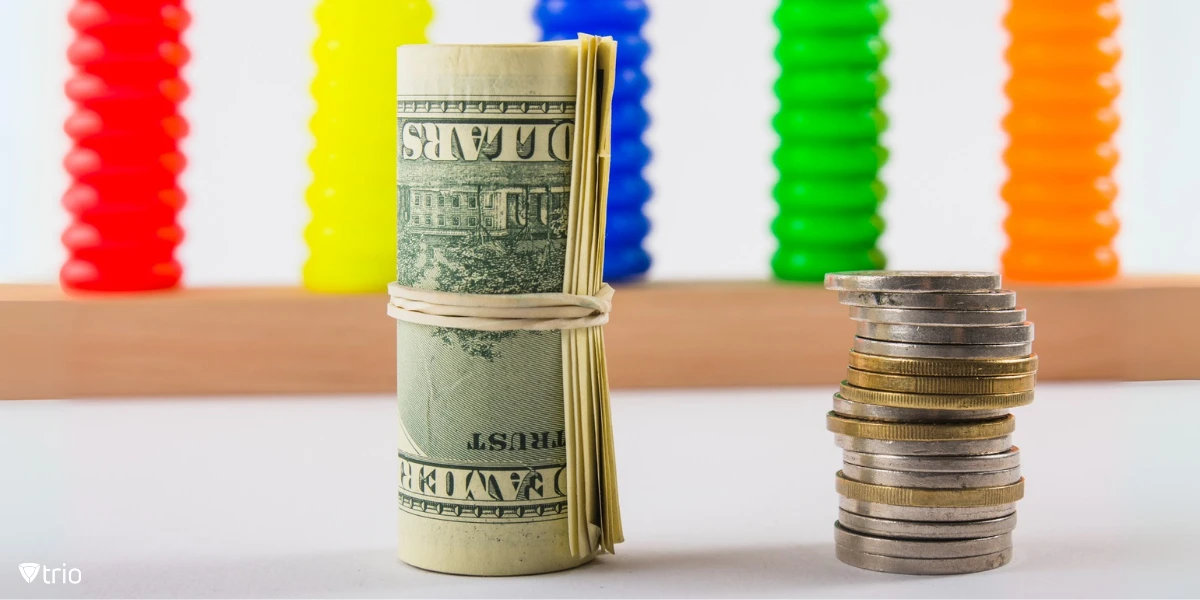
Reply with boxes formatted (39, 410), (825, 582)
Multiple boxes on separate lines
(394, 37), (620, 576)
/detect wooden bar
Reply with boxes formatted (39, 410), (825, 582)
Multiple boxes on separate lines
(1, 277), (1197, 400)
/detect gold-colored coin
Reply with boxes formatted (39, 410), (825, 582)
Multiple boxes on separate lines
(840, 382), (1035, 411)
(837, 472), (1026, 507)
(849, 351), (1038, 377)
(846, 368), (1037, 395)
(826, 412), (1015, 441)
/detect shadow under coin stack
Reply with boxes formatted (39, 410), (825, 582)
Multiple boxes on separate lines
(823, 270), (1036, 575)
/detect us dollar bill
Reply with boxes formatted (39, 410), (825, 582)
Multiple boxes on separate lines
(395, 38), (620, 576)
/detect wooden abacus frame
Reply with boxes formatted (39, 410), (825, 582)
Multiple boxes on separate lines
(1, 276), (1197, 400)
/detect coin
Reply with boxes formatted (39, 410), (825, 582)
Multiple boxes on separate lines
(846, 369), (1037, 395)
(833, 394), (1010, 422)
(840, 382), (1035, 410)
(834, 521), (1012, 559)
(839, 497), (1017, 522)
(842, 447), (1021, 473)
(836, 471), (1026, 507)
(854, 337), (1033, 359)
(835, 434), (1014, 456)
(842, 462), (1022, 488)
(849, 306), (1027, 326)
(835, 545), (1012, 575)
(838, 509), (1018, 539)
(847, 351), (1038, 377)
(858, 321), (1035, 345)
(825, 271), (1002, 293)
(826, 412), (1016, 441)
(837, 289), (1018, 311)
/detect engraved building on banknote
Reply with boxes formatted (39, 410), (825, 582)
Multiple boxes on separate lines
(401, 185), (569, 239)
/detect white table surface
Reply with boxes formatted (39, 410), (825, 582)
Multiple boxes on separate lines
(2, 382), (1198, 598)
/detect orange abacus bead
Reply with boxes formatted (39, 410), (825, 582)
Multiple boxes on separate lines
(1001, 0), (1121, 282)
(1003, 176), (1117, 212)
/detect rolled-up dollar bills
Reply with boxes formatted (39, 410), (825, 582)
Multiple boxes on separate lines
(392, 36), (622, 576)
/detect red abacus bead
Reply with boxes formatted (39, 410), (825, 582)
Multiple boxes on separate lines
(61, 0), (189, 292)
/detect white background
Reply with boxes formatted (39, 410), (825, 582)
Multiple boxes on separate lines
(2, 0), (1199, 285)
(2, 383), (1199, 597)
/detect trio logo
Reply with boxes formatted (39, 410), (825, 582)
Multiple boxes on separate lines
(17, 564), (38, 583)
(17, 563), (81, 584)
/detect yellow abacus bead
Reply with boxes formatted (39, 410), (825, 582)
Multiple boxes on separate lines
(303, 0), (433, 293)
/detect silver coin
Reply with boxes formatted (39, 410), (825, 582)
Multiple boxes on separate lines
(854, 337), (1033, 359)
(833, 394), (1010, 422)
(842, 462), (1022, 488)
(825, 271), (1002, 293)
(843, 447), (1021, 473)
(838, 509), (1018, 540)
(849, 306), (1027, 326)
(858, 321), (1035, 345)
(840, 497), (1017, 522)
(836, 545), (1012, 575)
(835, 521), (1012, 559)
(837, 290), (1018, 311)
(835, 434), (1013, 456)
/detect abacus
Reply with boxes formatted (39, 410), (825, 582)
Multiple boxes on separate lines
(2, 0), (1197, 401)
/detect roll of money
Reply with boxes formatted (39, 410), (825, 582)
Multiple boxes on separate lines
(825, 271), (1035, 575)
(393, 37), (622, 576)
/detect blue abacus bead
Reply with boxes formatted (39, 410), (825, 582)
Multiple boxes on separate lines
(612, 103), (650, 138)
(536, 0), (652, 282)
(610, 138), (652, 176)
(606, 207), (651, 246)
(612, 33), (650, 67)
(535, 0), (649, 32)
(612, 68), (650, 104)
(604, 244), (652, 281)
(607, 176), (652, 210)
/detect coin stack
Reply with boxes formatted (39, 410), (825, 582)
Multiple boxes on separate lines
(823, 271), (1036, 575)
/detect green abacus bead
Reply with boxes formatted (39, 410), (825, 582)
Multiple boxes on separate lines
(773, 107), (888, 140)
(775, 71), (889, 105)
(774, 179), (886, 212)
(774, 0), (887, 32)
(772, 247), (887, 283)
(770, 0), (889, 283)
(775, 35), (888, 69)
(773, 144), (889, 177)
(772, 212), (885, 247)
